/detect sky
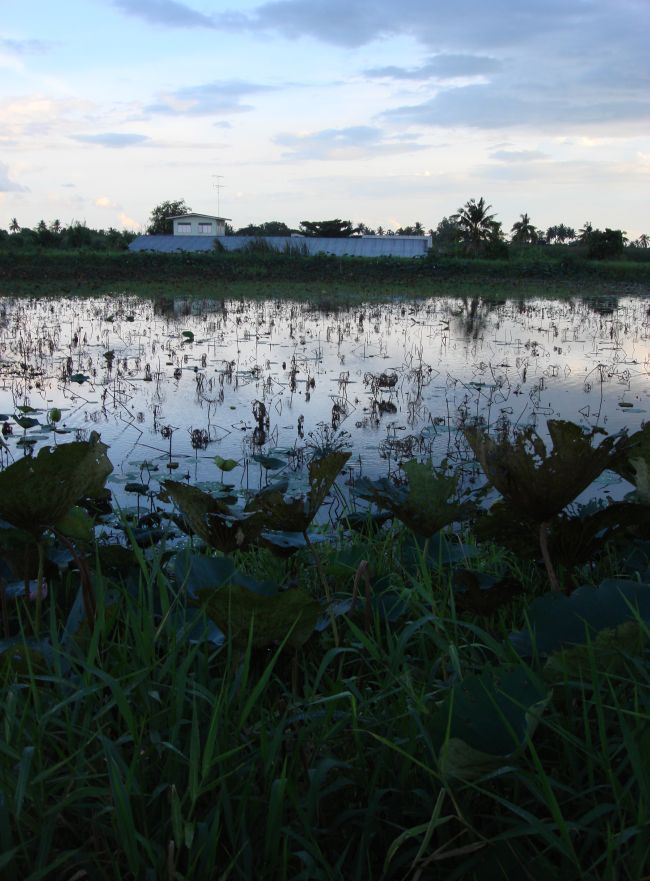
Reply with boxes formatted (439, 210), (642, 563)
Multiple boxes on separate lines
(0, 0), (649, 237)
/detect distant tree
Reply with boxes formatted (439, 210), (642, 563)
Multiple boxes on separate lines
(545, 224), (576, 244)
(298, 219), (359, 237)
(236, 220), (293, 237)
(147, 199), (191, 235)
(431, 216), (463, 252)
(9, 218), (19, 233)
(510, 213), (539, 244)
(396, 222), (426, 236)
(64, 221), (94, 249)
(376, 226), (385, 236)
(586, 228), (625, 260)
(356, 223), (376, 235)
(633, 233), (649, 248)
(49, 219), (62, 235)
(452, 197), (500, 255)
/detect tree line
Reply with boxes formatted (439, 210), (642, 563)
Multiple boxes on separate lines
(2, 196), (648, 257)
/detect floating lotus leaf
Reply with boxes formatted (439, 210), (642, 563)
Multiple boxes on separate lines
(355, 460), (472, 538)
(14, 416), (39, 430)
(196, 584), (320, 648)
(252, 453), (286, 471)
(432, 666), (549, 780)
(509, 577), (650, 658)
(0, 433), (112, 536)
(162, 480), (230, 544)
(247, 451), (350, 532)
(465, 420), (627, 523)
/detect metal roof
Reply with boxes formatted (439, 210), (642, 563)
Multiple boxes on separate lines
(129, 235), (431, 258)
(167, 213), (231, 221)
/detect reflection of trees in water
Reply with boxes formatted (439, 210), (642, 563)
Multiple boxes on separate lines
(451, 297), (499, 340)
(581, 296), (619, 316)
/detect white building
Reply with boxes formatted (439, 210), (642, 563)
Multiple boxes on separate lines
(169, 213), (231, 236)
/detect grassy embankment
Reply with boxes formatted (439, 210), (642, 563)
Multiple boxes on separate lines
(0, 248), (649, 303)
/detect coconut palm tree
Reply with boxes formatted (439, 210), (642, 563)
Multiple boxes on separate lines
(511, 213), (538, 244)
(452, 197), (499, 255)
(636, 233), (649, 248)
(578, 221), (594, 243)
(9, 218), (19, 233)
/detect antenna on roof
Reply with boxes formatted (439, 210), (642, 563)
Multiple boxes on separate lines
(212, 174), (225, 217)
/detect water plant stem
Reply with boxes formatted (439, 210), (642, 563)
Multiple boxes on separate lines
(539, 520), (561, 591)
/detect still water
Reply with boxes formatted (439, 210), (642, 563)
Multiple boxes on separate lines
(0, 293), (648, 508)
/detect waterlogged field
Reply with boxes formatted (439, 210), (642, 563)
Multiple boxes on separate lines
(0, 292), (648, 509)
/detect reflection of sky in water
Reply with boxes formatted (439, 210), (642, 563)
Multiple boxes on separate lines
(0, 294), (648, 507)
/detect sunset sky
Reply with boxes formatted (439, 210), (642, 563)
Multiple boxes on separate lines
(1, 0), (648, 236)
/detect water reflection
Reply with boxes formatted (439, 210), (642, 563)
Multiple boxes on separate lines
(0, 292), (647, 506)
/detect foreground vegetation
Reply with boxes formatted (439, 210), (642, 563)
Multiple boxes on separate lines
(1, 248), (650, 305)
(1, 417), (650, 879)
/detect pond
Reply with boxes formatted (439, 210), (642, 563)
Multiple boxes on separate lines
(0, 292), (648, 513)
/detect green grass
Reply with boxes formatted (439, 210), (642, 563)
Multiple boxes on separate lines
(2, 529), (650, 880)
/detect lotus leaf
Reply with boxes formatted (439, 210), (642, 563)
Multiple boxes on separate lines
(54, 506), (95, 544)
(613, 423), (650, 483)
(432, 666), (549, 779)
(214, 455), (238, 472)
(162, 480), (230, 544)
(196, 584), (320, 648)
(14, 416), (40, 430)
(509, 577), (650, 657)
(247, 450), (350, 532)
(465, 420), (627, 523)
(0, 434), (112, 535)
(252, 453), (286, 471)
(355, 460), (472, 538)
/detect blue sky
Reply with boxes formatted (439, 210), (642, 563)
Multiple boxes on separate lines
(1, 0), (648, 236)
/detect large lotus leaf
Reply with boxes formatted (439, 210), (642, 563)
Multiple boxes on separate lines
(355, 460), (472, 538)
(431, 666), (549, 780)
(247, 451), (350, 532)
(474, 498), (649, 567)
(0, 433), (112, 535)
(174, 548), (237, 595)
(629, 458), (650, 506)
(543, 620), (648, 683)
(162, 480), (230, 544)
(196, 585), (320, 648)
(465, 420), (627, 523)
(202, 510), (267, 553)
(612, 424), (650, 483)
(510, 578), (650, 658)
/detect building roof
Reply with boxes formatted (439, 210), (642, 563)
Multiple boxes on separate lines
(129, 234), (431, 258)
(168, 213), (231, 221)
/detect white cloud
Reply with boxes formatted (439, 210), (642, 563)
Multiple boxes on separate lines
(146, 80), (272, 115)
(71, 132), (150, 147)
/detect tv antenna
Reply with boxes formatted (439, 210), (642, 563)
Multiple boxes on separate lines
(212, 174), (225, 216)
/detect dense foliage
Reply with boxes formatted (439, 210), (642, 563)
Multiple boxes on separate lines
(1, 412), (650, 878)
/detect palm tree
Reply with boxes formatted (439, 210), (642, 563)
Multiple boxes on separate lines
(9, 218), (19, 233)
(636, 233), (649, 248)
(578, 221), (594, 243)
(452, 197), (499, 255)
(511, 213), (538, 244)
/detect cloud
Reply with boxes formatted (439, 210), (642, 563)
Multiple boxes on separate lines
(112, 0), (216, 28)
(365, 54), (502, 81)
(490, 149), (549, 162)
(146, 80), (272, 115)
(382, 83), (650, 130)
(0, 37), (53, 55)
(118, 211), (141, 230)
(95, 196), (118, 208)
(273, 125), (425, 160)
(0, 161), (27, 193)
(71, 132), (150, 147)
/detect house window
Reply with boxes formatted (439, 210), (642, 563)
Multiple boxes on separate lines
(176, 222), (192, 235)
(198, 222), (213, 234)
